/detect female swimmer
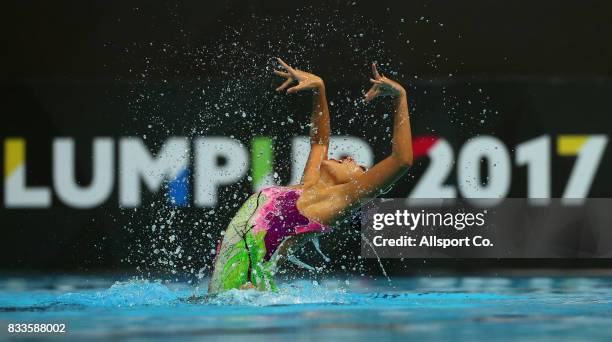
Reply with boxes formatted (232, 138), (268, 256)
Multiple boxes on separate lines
(208, 58), (413, 293)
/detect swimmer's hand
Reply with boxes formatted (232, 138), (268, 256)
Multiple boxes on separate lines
(274, 57), (324, 94)
(364, 63), (406, 102)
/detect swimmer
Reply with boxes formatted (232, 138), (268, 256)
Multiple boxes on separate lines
(207, 58), (413, 293)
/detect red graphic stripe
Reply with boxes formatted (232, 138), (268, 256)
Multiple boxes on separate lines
(412, 135), (439, 160)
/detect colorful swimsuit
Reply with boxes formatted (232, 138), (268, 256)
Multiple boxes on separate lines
(208, 186), (331, 293)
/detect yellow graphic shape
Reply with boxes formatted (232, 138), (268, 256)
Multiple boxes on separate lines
(557, 135), (589, 156)
(5, 138), (25, 179)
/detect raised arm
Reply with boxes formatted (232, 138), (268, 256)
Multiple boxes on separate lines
(274, 58), (330, 186)
(342, 63), (413, 201)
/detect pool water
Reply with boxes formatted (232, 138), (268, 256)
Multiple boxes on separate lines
(1, 275), (612, 341)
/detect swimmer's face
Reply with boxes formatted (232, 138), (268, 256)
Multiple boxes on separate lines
(320, 156), (366, 184)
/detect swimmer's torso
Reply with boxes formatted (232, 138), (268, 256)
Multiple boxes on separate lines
(208, 186), (331, 294)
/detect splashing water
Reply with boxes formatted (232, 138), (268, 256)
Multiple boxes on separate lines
(57, 280), (187, 307)
(3, 275), (612, 341)
(109, 3), (498, 286)
(46, 279), (354, 308)
(199, 280), (352, 306)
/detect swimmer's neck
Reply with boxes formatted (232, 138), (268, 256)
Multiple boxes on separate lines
(306, 169), (337, 190)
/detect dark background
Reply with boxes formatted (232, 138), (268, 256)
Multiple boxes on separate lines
(1, 0), (612, 278)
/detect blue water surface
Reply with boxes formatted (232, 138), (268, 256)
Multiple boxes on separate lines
(1, 275), (612, 341)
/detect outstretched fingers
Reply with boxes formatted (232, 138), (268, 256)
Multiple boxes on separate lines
(276, 57), (297, 77)
(276, 78), (293, 92)
(364, 86), (379, 102)
(365, 63), (381, 102)
(372, 63), (381, 79)
(273, 66), (294, 91)
(273, 69), (291, 78)
(286, 83), (305, 94)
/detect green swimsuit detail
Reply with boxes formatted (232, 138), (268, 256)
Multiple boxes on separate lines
(208, 186), (331, 293)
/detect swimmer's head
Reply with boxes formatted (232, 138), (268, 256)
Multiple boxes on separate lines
(320, 156), (366, 184)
